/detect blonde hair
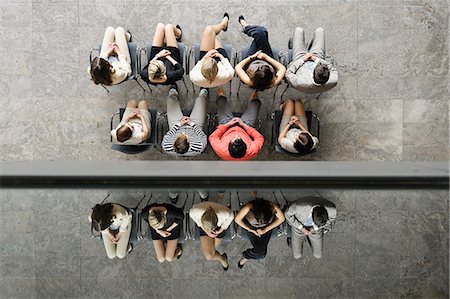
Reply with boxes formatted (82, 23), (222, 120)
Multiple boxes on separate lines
(201, 207), (218, 232)
(148, 60), (166, 80)
(149, 209), (166, 230)
(201, 58), (218, 83)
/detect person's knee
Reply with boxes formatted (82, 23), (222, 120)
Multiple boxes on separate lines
(156, 23), (165, 31)
(106, 252), (116, 259)
(165, 24), (174, 32)
(295, 27), (304, 34)
(138, 100), (148, 109)
(293, 252), (302, 259)
(157, 256), (166, 263)
(165, 255), (175, 262)
(106, 26), (115, 33)
(315, 27), (324, 34)
(116, 252), (127, 259)
(127, 99), (137, 107)
(204, 26), (215, 35)
(115, 27), (125, 34)
(313, 252), (322, 259)
(203, 251), (215, 260)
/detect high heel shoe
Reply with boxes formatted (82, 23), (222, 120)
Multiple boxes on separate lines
(222, 253), (229, 271)
(238, 15), (246, 31)
(175, 25), (183, 41)
(238, 257), (246, 269)
(176, 243), (183, 259)
(223, 13), (229, 32)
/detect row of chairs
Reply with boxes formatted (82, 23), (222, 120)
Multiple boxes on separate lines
(90, 40), (334, 97)
(90, 191), (301, 248)
(110, 107), (320, 155)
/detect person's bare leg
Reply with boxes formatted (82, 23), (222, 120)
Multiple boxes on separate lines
(294, 99), (306, 118)
(214, 236), (222, 249)
(200, 17), (228, 51)
(152, 23), (165, 47)
(127, 99), (138, 108)
(214, 38), (223, 50)
(152, 240), (166, 263)
(281, 99), (295, 116)
(200, 236), (228, 267)
(165, 24), (179, 48)
(138, 100), (149, 110)
(165, 239), (180, 262)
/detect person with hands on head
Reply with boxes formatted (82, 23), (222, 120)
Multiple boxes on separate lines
(162, 87), (208, 156)
(140, 203), (184, 263)
(278, 98), (319, 154)
(89, 203), (133, 259)
(235, 16), (286, 91)
(189, 201), (234, 271)
(111, 99), (151, 145)
(141, 23), (185, 85)
(189, 13), (235, 88)
(88, 27), (132, 86)
(234, 198), (285, 268)
(209, 88), (264, 160)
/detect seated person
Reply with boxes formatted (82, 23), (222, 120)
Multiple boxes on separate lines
(189, 13), (235, 88)
(285, 27), (338, 93)
(111, 99), (150, 145)
(278, 99), (319, 154)
(162, 88), (208, 156)
(235, 16), (286, 91)
(209, 88), (264, 160)
(140, 23), (184, 85)
(88, 27), (132, 85)
(89, 203), (133, 259)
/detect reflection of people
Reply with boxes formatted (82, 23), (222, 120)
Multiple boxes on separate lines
(278, 99), (319, 154)
(286, 27), (338, 93)
(141, 203), (184, 262)
(189, 13), (234, 88)
(209, 88), (264, 160)
(235, 16), (286, 91)
(140, 23), (184, 86)
(110, 99), (150, 145)
(189, 201), (234, 270)
(162, 88), (208, 156)
(285, 197), (337, 259)
(234, 198), (285, 268)
(88, 27), (131, 85)
(89, 203), (133, 259)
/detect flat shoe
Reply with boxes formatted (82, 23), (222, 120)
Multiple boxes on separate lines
(222, 253), (229, 271)
(175, 25), (182, 42)
(223, 13), (229, 32)
(176, 243), (183, 259)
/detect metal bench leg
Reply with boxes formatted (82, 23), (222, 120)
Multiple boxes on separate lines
(182, 78), (189, 92)
(135, 79), (146, 92)
(237, 81), (242, 95)
(101, 84), (110, 93)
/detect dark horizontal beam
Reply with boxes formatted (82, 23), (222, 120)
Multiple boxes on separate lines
(1, 161), (448, 190)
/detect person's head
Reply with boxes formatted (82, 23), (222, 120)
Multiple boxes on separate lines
(252, 64), (274, 91)
(201, 207), (218, 232)
(174, 133), (189, 154)
(250, 198), (274, 225)
(91, 203), (114, 231)
(148, 209), (167, 230)
(313, 63), (330, 85)
(116, 123), (133, 142)
(90, 57), (113, 85)
(148, 60), (166, 81)
(201, 58), (219, 83)
(293, 132), (314, 154)
(228, 137), (247, 159)
(312, 206), (329, 226)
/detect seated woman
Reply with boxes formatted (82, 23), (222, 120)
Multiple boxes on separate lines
(189, 14), (235, 88)
(235, 16), (286, 91)
(141, 23), (184, 86)
(189, 201), (234, 270)
(141, 203), (184, 262)
(278, 99), (319, 154)
(111, 99), (151, 145)
(234, 198), (285, 268)
(89, 203), (133, 259)
(88, 26), (132, 85)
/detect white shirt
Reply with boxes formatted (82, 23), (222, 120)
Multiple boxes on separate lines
(189, 58), (235, 88)
(280, 128), (319, 153)
(111, 121), (144, 145)
(189, 202), (234, 230)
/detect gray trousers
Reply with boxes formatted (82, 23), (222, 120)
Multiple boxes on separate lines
(167, 89), (208, 128)
(292, 27), (325, 61)
(217, 96), (261, 127)
(291, 227), (323, 259)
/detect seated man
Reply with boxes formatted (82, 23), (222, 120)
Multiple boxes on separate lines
(285, 196), (337, 259)
(111, 99), (150, 145)
(286, 27), (338, 94)
(209, 88), (264, 160)
(162, 87), (208, 156)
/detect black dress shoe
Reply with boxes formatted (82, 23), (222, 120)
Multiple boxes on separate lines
(175, 25), (183, 41)
(288, 37), (293, 50)
(170, 194), (179, 204)
(223, 13), (229, 31)
(238, 257), (245, 269)
(176, 243), (183, 259)
(126, 30), (133, 42)
(222, 253), (229, 271)
(287, 237), (292, 248)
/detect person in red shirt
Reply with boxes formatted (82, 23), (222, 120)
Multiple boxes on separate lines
(209, 88), (264, 160)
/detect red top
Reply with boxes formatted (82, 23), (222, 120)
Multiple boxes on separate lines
(209, 124), (264, 160)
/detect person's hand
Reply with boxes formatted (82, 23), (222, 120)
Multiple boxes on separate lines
(251, 229), (261, 237)
(111, 232), (121, 243)
(157, 229), (171, 238)
(156, 49), (171, 59)
(310, 54), (318, 61)
(204, 49), (218, 59)
(225, 118), (239, 127)
(301, 227), (312, 235)
(206, 230), (218, 238)
(256, 51), (265, 60)
(256, 228), (266, 236)
(180, 116), (191, 126)
(301, 53), (312, 61)
(212, 51), (224, 60)
(250, 50), (262, 60)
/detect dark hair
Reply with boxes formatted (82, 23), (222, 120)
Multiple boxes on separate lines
(174, 135), (189, 154)
(293, 133), (314, 154)
(313, 64), (330, 85)
(312, 206), (329, 227)
(117, 124), (132, 142)
(91, 203), (114, 231)
(90, 57), (113, 85)
(249, 198), (274, 225)
(228, 138), (247, 158)
(252, 64), (274, 91)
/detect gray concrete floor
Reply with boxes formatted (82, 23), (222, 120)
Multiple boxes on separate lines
(0, 0), (449, 298)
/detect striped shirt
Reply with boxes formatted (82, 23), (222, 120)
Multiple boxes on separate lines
(162, 123), (207, 157)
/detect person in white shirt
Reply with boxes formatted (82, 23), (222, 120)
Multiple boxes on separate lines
(189, 201), (234, 270)
(189, 13), (235, 88)
(278, 98), (319, 154)
(111, 99), (151, 145)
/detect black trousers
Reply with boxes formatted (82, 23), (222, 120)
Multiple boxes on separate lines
(243, 229), (273, 260)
